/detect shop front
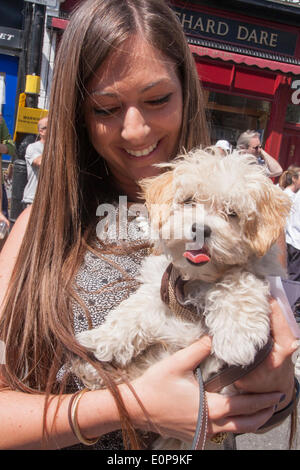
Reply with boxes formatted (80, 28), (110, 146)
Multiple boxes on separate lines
(0, 26), (22, 161)
(48, 0), (300, 169)
(172, 0), (300, 170)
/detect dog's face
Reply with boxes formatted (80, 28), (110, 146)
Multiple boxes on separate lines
(140, 149), (291, 281)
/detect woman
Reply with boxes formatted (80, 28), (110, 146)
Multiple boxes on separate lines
(279, 166), (300, 200)
(0, 0), (297, 450)
(279, 167), (300, 284)
(0, 115), (16, 225)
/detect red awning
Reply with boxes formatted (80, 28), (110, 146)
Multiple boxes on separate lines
(189, 44), (300, 76)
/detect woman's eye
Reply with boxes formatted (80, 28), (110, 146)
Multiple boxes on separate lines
(146, 93), (172, 106)
(93, 107), (120, 117)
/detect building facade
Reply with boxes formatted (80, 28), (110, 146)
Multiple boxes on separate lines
(170, 0), (300, 170)
(8, 0), (300, 169)
(0, 0), (24, 160)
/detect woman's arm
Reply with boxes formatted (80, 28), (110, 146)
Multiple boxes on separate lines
(128, 336), (283, 441)
(0, 217), (292, 449)
(0, 335), (283, 449)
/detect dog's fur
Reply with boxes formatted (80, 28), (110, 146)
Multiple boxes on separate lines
(72, 149), (291, 449)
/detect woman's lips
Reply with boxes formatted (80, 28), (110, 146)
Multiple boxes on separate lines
(123, 141), (159, 159)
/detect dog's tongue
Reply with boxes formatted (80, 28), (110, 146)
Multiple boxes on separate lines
(183, 249), (210, 264)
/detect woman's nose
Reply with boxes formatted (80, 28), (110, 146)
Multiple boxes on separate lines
(121, 107), (150, 143)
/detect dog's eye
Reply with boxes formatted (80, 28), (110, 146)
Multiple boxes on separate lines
(227, 210), (238, 217)
(182, 198), (194, 205)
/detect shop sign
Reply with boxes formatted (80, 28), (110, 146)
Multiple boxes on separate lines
(15, 107), (48, 135)
(0, 27), (22, 50)
(173, 6), (298, 56)
(291, 79), (300, 104)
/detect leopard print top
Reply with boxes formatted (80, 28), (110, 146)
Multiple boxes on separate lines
(65, 216), (152, 450)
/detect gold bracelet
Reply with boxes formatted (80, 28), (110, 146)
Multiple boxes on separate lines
(68, 388), (99, 446)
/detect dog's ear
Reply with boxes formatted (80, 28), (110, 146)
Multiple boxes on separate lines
(245, 184), (291, 257)
(139, 170), (175, 233)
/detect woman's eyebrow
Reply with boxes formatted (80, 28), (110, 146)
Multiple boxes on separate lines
(90, 79), (172, 97)
(90, 90), (117, 97)
(140, 79), (171, 93)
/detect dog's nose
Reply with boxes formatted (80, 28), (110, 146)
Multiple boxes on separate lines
(191, 223), (211, 239)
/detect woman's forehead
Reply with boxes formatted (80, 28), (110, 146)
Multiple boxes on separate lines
(86, 37), (179, 95)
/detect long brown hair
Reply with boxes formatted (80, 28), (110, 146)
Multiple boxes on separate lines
(0, 0), (209, 448)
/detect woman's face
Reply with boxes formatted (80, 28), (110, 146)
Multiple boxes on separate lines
(84, 37), (183, 200)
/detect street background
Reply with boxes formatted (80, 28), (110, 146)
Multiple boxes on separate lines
(236, 368), (300, 449)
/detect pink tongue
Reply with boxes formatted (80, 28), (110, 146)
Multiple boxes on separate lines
(183, 250), (210, 264)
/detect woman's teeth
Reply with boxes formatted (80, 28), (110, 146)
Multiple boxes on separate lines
(125, 142), (157, 157)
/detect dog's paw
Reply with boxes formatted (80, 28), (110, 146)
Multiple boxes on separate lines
(71, 358), (105, 390)
(76, 329), (114, 362)
(76, 327), (138, 367)
(212, 330), (269, 367)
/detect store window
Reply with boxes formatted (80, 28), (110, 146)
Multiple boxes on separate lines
(285, 103), (300, 125)
(205, 91), (271, 147)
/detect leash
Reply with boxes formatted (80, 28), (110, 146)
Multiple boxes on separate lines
(160, 264), (298, 449)
(190, 339), (273, 450)
(159, 264), (277, 450)
(191, 366), (208, 450)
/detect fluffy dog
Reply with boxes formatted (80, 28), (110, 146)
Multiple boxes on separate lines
(72, 149), (291, 449)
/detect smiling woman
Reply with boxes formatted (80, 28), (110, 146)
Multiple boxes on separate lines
(0, 0), (297, 452)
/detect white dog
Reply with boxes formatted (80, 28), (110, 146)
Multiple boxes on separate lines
(72, 149), (291, 449)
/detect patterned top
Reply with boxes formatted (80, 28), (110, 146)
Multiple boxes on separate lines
(66, 215), (151, 450)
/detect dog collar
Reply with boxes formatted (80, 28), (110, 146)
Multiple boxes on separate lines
(160, 263), (202, 322)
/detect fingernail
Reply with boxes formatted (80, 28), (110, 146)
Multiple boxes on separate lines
(279, 394), (286, 403)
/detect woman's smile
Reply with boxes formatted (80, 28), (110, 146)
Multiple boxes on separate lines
(124, 141), (158, 158)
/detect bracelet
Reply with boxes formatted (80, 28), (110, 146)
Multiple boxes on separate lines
(68, 388), (99, 446)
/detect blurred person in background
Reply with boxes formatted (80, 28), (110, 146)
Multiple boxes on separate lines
(237, 130), (283, 178)
(279, 167), (300, 283)
(0, 114), (16, 238)
(215, 139), (231, 156)
(22, 117), (48, 208)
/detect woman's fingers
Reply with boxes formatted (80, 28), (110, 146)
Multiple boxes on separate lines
(207, 391), (283, 435)
(269, 298), (299, 356)
(166, 336), (212, 374)
(210, 406), (276, 435)
(207, 391), (283, 421)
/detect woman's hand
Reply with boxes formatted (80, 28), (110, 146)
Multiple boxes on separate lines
(234, 298), (299, 411)
(126, 336), (283, 442)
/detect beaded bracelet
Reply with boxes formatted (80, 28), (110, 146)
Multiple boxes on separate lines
(68, 388), (99, 446)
